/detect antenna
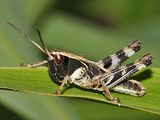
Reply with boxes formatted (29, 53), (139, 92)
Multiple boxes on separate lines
(36, 29), (51, 56)
(7, 21), (46, 54)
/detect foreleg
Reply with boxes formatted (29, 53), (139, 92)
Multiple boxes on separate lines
(20, 60), (48, 68)
(55, 79), (68, 95)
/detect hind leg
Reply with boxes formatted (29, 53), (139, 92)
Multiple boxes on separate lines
(97, 40), (141, 69)
(103, 53), (152, 89)
(112, 79), (146, 96)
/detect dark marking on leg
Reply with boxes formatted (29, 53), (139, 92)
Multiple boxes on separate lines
(138, 53), (153, 66)
(103, 56), (112, 69)
(125, 62), (136, 73)
(112, 80), (146, 96)
(128, 40), (141, 52)
(115, 49), (126, 62)
(104, 53), (153, 89)
(97, 40), (141, 70)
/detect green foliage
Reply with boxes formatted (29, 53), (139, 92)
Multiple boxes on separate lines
(0, 67), (160, 115)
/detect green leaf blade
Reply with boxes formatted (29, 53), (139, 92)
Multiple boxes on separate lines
(0, 67), (159, 115)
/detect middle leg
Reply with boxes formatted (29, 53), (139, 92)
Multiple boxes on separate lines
(55, 78), (68, 95)
(90, 80), (120, 104)
(101, 81), (121, 104)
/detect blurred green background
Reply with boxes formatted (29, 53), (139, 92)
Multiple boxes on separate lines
(0, 0), (160, 120)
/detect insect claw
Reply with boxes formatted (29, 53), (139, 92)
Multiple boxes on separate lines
(55, 90), (61, 95)
(20, 62), (27, 67)
(111, 97), (121, 105)
(55, 79), (68, 95)
(20, 62), (32, 67)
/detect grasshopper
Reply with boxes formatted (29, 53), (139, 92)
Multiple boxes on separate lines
(8, 22), (153, 104)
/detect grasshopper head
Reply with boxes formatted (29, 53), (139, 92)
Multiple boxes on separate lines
(49, 50), (65, 65)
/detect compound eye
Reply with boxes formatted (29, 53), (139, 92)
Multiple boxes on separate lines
(52, 54), (64, 65)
